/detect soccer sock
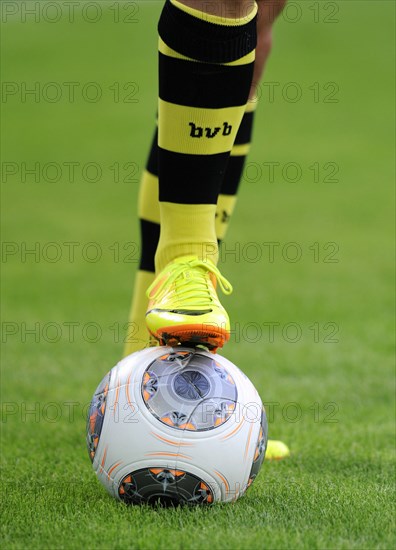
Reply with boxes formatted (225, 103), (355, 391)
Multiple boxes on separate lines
(123, 0), (258, 357)
(155, 0), (257, 272)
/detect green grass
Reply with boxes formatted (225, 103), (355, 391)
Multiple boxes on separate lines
(1, 1), (395, 548)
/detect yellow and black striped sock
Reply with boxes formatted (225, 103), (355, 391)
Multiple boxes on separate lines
(155, 0), (257, 272)
(123, 0), (258, 356)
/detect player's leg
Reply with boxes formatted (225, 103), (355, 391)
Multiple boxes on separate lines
(145, 0), (258, 351)
(123, 0), (287, 357)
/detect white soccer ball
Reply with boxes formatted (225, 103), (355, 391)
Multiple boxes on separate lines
(87, 346), (267, 505)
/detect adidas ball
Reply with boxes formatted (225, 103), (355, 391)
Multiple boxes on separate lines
(87, 346), (267, 505)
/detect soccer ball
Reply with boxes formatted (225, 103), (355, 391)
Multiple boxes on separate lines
(87, 346), (267, 505)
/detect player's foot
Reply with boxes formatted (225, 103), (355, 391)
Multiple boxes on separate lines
(265, 439), (290, 460)
(146, 255), (232, 351)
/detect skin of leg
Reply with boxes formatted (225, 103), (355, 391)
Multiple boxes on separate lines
(250, 0), (287, 99)
(179, 1), (256, 17)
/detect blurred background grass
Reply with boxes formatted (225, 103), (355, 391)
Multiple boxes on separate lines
(1, 1), (395, 548)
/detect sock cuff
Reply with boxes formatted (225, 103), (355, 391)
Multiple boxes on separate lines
(159, 0), (257, 64)
(171, 0), (258, 26)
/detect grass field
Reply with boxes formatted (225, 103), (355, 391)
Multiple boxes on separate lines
(1, 1), (395, 548)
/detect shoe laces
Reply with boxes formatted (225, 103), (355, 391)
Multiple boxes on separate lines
(146, 258), (233, 307)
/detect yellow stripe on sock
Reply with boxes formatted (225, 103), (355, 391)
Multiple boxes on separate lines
(225, 50), (255, 66)
(231, 143), (250, 156)
(138, 171), (160, 224)
(170, 0), (258, 26)
(159, 38), (255, 66)
(158, 37), (194, 62)
(158, 99), (245, 155)
(155, 202), (218, 271)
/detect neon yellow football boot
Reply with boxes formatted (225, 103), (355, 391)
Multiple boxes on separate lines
(145, 255), (232, 351)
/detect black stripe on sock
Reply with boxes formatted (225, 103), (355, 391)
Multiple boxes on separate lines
(158, 0), (257, 64)
(159, 53), (254, 109)
(234, 110), (254, 145)
(139, 219), (160, 272)
(146, 129), (158, 176)
(221, 155), (246, 195)
(158, 147), (230, 204)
